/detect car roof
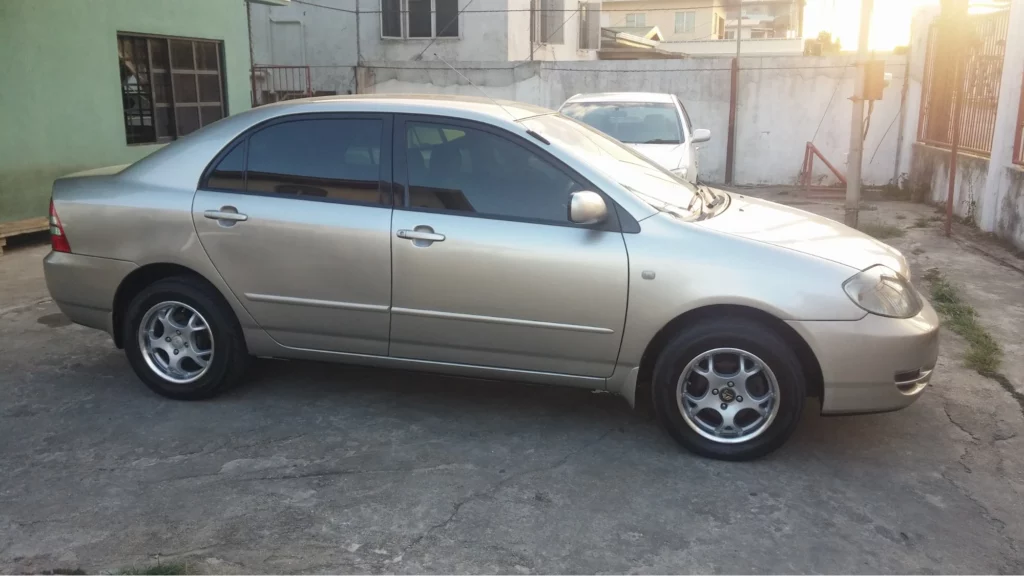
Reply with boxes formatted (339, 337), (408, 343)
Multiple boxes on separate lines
(563, 92), (676, 105)
(258, 93), (551, 122)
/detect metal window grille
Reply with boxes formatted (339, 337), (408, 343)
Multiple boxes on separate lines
(917, 10), (1009, 157)
(578, 1), (601, 50)
(251, 66), (313, 106)
(118, 33), (226, 145)
(533, 0), (565, 45)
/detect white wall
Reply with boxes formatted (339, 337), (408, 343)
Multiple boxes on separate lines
(359, 54), (909, 186)
(249, 0), (358, 95)
(356, 0), (512, 61)
(659, 38), (803, 56)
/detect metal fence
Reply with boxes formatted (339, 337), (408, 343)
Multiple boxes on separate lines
(918, 10), (1009, 157)
(251, 65), (312, 107)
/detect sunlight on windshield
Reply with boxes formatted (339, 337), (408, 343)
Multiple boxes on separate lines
(559, 102), (683, 145)
(520, 114), (699, 216)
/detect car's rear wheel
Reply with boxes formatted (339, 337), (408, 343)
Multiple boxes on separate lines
(652, 317), (805, 460)
(123, 276), (248, 400)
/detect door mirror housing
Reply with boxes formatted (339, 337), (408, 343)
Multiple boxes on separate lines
(569, 191), (608, 225)
(692, 128), (711, 143)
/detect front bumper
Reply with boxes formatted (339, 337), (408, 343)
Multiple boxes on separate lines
(43, 251), (137, 336)
(787, 301), (940, 415)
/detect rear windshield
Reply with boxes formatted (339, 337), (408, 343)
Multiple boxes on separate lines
(559, 101), (684, 145)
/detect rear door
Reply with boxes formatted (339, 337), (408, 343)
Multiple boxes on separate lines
(193, 113), (394, 354)
(388, 116), (629, 378)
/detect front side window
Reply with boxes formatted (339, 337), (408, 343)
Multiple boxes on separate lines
(381, 0), (459, 39)
(244, 119), (385, 205)
(560, 101), (683, 145)
(404, 121), (582, 223)
(521, 114), (700, 219)
(118, 34), (226, 144)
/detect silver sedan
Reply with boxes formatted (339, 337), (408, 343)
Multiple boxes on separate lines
(43, 95), (939, 460)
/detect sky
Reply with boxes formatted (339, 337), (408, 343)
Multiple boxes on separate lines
(801, 0), (939, 52)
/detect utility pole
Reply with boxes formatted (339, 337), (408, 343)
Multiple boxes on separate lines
(844, 0), (873, 228)
(725, 0), (742, 184)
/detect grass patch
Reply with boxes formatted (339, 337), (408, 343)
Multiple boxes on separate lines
(895, 214), (907, 220)
(117, 562), (188, 575)
(923, 268), (1002, 375)
(911, 216), (932, 228)
(857, 222), (906, 239)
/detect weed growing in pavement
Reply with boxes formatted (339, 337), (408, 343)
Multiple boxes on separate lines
(858, 222), (906, 239)
(117, 562), (188, 575)
(923, 268), (1002, 376)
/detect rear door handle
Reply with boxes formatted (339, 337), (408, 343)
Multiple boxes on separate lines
(397, 229), (445, 242)
(204, 209), (248, 222)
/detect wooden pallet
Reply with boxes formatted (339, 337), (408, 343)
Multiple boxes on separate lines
(0, 217), (49, 256)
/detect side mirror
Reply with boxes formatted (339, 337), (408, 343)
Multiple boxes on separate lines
(692, 128), (711, 143)
(569, 191), (608, 225)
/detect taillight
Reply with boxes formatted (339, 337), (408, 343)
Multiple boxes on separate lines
(49, 199), (71, 253)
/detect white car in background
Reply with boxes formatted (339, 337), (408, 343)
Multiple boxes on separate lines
(558, 92), (710, 183)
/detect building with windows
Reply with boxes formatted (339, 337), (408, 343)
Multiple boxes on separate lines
(599, 0), (803, 55)
(0, 0), (260, 228)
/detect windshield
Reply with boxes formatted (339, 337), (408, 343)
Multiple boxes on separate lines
(520, 113), (700, 217)
(559, 102), (684, 145)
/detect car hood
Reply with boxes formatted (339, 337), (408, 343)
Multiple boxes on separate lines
(696, 193), (910, 276)
(627, 143), (686, 171)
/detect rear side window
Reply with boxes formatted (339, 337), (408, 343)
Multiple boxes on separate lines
(207, 141), (245, 191)
(245, 118), (386, 205)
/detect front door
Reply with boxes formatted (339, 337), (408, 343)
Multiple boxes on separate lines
(388, 117), (629, 378)
(193, 114), (394, 355)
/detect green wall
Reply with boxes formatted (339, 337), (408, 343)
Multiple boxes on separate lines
(0, 0), (252, 224)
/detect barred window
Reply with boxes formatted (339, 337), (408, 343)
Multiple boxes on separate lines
(118, 34), (226, 145)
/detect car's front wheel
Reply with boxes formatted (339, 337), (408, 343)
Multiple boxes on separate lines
(123, 276), (249, 400)
(652, 317), (806, 460)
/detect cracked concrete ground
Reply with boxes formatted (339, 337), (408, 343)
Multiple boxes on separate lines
(1, 197), (1023, 574)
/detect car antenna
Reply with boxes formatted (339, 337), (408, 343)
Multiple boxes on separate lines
(433, 53), (550, 145)
(433, 53), (519, 122)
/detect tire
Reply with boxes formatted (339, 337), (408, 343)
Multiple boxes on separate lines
(123, 276), (249, 400)
(652, 316), (805, 461)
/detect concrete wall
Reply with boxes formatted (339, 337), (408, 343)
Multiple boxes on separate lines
(359, 54), (908, 186)
(0, 0), (251, 224)
(911, 144), (991, 219)
(249, 0), (358, 95)
(660, 38), (803, 56)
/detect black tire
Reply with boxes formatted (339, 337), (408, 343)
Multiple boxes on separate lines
(123, 276), (249, 400)
(652, 316), (805, 461)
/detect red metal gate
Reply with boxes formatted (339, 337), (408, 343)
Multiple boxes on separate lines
(917, 10), (1009, 157)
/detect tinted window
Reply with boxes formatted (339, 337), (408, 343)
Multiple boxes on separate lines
(405, 122), (583, 223)
(247, 119), (385, 204)
(560, 102), (683, 144)
(207, 141), (245, 191)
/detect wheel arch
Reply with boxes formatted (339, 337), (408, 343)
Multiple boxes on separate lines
(111, 263), (232, 349)
(633, 304), (824, 413)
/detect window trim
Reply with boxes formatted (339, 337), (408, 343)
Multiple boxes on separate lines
(117, 31), (227, 145)
(198, 112), (395, 209)
(392, 113), (626, 232)
(380, 0), (463, 40)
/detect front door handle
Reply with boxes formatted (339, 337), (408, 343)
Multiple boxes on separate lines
(397, 228), (445, 243)
(204, 208), (248, 222)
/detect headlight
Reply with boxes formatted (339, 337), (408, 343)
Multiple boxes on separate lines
(842, 265), (923, 318)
